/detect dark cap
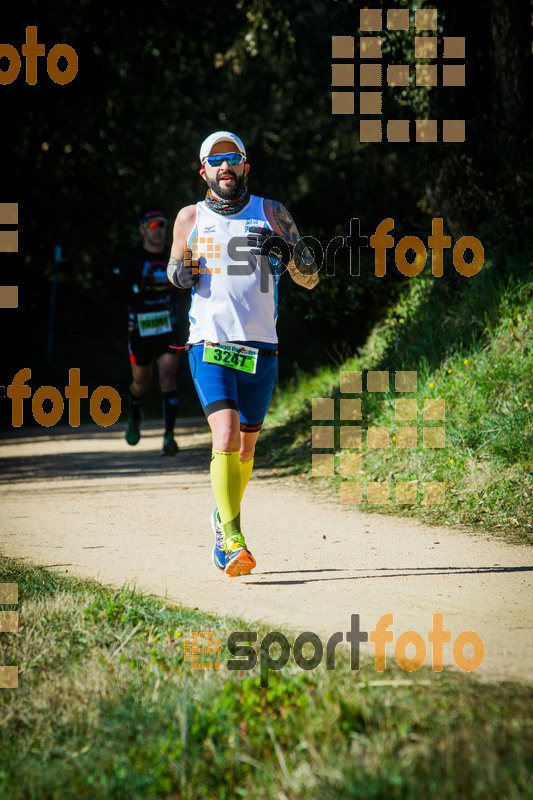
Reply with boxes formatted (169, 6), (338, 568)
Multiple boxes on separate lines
(139, 207), (167, 226)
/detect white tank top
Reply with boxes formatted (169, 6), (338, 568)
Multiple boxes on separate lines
(186, 195), (281, 344)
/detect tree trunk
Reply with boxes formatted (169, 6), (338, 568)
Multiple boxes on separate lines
(489, 0), (532, 131)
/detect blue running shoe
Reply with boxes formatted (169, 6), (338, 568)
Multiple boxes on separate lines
(224, 534), (256, 578)
(211, 509), (226, 571)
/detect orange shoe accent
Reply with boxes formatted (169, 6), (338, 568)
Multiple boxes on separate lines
(225, 549), (256, 577)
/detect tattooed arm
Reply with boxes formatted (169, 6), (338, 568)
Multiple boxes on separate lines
(168, 204), (199, 287)
(264, 199), (319, 290)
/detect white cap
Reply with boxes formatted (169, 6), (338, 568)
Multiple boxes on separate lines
(199, 131), (246, 162)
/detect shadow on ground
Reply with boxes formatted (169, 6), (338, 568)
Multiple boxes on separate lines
(0, 418), (212, 484)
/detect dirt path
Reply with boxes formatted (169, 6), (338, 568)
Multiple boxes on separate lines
(1, 419), (532, 683)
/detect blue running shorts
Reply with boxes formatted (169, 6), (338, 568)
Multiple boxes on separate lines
(188, 341), (278, 431)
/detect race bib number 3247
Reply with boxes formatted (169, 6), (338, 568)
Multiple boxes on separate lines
(203, 342), (259, 374)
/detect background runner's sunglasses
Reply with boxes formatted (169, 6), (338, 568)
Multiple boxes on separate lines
(203, 152), (245, 167)
(144, 220), (167, 229)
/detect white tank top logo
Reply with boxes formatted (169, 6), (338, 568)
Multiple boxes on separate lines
(243, 217), (266, 232)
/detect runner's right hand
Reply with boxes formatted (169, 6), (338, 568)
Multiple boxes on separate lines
(174, 250), (200, 288)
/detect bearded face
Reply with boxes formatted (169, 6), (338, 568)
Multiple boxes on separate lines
(201, 142), (249, 201)
(205, 167), (246, 200)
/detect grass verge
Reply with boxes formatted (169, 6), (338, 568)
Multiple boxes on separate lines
(258, 255), (533, 542)
(1, 557), (532, 799)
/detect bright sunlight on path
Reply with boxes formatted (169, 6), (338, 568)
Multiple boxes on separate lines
(1, 420), (532, 683)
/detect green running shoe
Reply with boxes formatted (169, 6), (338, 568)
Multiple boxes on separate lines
(161, 432), (179, 456)
(125, 415), (141, 446)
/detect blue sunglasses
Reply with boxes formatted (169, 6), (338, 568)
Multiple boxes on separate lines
(204, 152), (245, 167)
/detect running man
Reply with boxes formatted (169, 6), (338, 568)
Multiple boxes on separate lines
(112, 207), (185, 455)
(167, 131), (318, 576)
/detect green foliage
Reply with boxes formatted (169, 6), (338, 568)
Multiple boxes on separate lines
(259, 254), (533, 538)
(14, 0), (529, 380)
(1, 557), (533, 798)
(6, 0), (530, 404)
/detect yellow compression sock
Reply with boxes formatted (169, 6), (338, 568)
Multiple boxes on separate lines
(239, 453), (254, 502)
(210, 450), (241, 539)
